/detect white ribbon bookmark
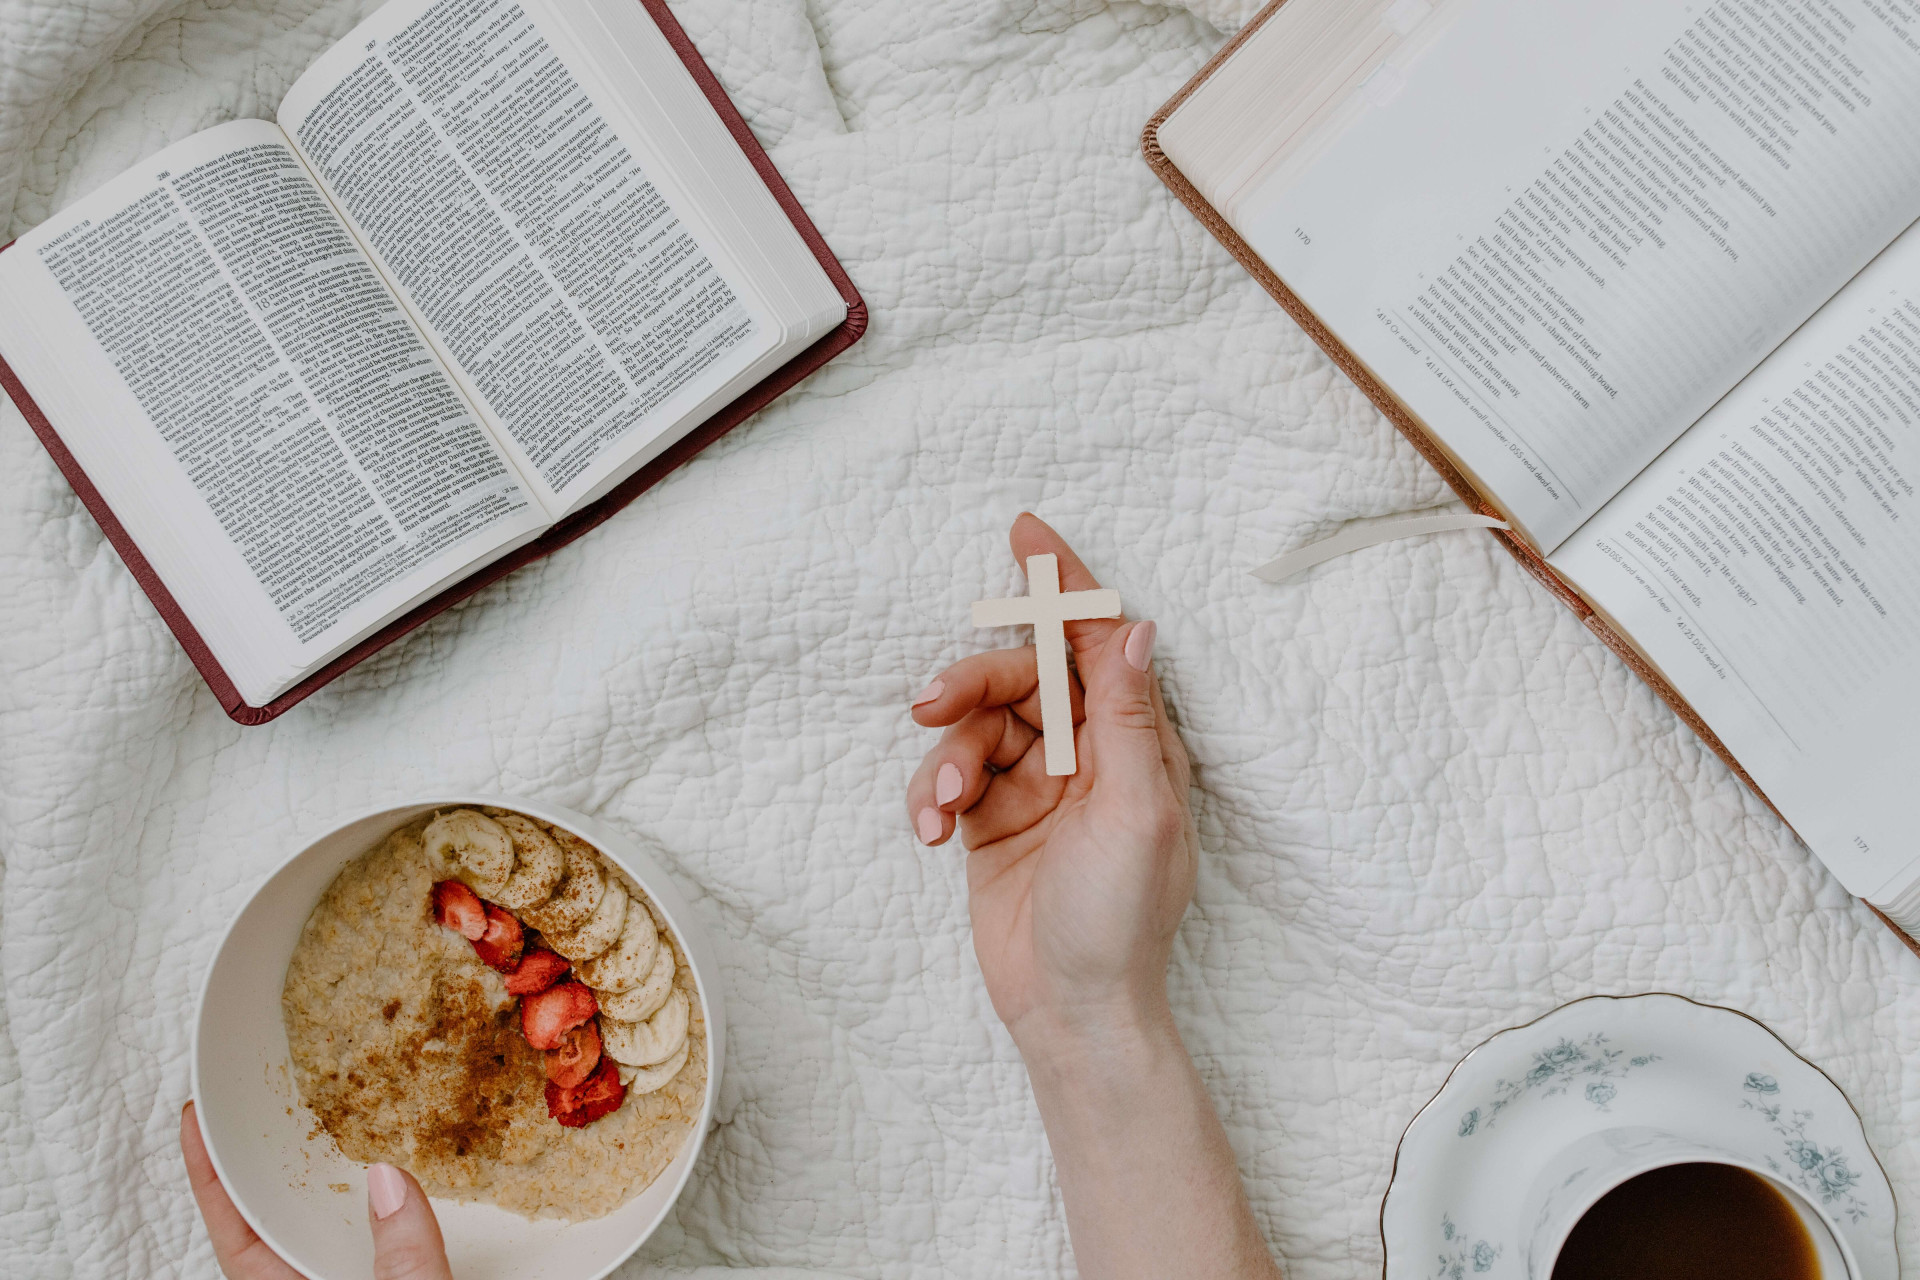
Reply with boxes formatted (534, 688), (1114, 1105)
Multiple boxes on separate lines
(1250, 511), (1510, 584)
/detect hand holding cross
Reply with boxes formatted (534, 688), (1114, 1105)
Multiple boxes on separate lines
(972, 553), (1122, 775)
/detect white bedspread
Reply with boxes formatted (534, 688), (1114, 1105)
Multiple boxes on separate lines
(2, 0), (1915, 1274)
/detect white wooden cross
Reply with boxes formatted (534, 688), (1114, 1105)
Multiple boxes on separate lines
(972, 554), (1122, 776)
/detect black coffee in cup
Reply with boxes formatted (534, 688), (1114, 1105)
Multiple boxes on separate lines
(1550, 1162), (1820, 1280)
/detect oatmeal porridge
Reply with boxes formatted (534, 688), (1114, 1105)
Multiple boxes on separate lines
(280, 812), (706, 1220)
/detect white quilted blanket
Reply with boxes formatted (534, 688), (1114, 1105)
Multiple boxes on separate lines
(2, 0), (1916, 1274)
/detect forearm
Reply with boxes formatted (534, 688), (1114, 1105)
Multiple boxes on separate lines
(1016, 1005), (1284, 1280)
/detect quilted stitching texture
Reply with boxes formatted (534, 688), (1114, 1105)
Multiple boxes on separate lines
(1, 0), (1916, 1275)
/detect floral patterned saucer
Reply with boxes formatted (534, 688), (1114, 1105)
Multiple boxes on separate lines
(1380, 993), (1897, 1279)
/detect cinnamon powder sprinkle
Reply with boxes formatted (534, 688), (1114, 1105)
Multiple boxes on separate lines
(299, 971), (544, 1167)
(403, 977), (539, 1164)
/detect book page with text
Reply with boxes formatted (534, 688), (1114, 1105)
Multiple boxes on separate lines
(278, 0), (781, 511)
(0, 120), (543, 704)
(1234, 0), (1920, 552)
(1550, 218), (1920, 902)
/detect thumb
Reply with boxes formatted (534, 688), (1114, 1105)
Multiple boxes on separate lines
(1082, 620), (1165, 790)
(367, 1163), (454, 1280)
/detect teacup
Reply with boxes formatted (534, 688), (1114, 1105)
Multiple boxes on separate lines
(1378, 994), (1897, 1280)
(1522, 1127), (1855, 1278)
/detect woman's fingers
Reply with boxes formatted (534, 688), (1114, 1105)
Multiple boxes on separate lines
(1078, 620), (1172, 798)
(181, 1103), (303, 1280)
(366, 1163), (454, 1280)
(1006, 515), (1189, 794)
(932, 709), (1038, 803)
(911, 645), (1082, 731)
(908, 515), (1171, 849)
(182, 1101), (455, 1280)
(1008, 513), (1129, 656)
(910, 647), (1039, 728)
(906, 648), (1096, 847)
(960, 740), (1069, 851)
(906, 707), (1039, 845)
(1008, 512), (1102, 592)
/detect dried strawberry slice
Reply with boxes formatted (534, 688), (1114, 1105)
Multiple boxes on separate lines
(546, 1054), (626, 1128)
(471, 903), (524, 971)
(544, 1021), (602, 1089)
(502, 947), (571, 996)
(430, 880), (487, 940)
(521, 980), (598, 1050)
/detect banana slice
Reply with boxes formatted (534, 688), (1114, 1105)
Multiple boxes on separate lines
(597, 941), (675, 1021)
(520, 841), (603, 934)
(600, 986), (689, 1067)
(491, 814), (567, 910)
(616, 1038), (690, 1095)
(575, 902), (658, 993)
(423, 810), (514, 899)
(546, 874), (627, 962)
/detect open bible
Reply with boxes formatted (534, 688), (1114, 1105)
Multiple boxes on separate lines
(0, 0), (861, 722)
(1147, 0), (1920, 945)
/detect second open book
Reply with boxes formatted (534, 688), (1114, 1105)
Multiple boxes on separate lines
(1149, 0), (1920, 942)
(0, 0), (851, 716)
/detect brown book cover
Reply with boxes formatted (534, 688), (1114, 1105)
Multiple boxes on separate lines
(0, 0), (866, 727)
(1140, 0), (1920, 960)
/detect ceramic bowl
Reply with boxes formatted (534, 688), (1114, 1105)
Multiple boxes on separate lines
(191, 798), (726, 1280)
(1381, 993), (1897, 1280)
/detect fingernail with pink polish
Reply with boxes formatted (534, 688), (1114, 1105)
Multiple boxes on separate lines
(936, 762), (963, 806)
(1124, 620), (1157, 672)
(911, 680), (945, 708)
(368, 1163), (406, 1220)
(916, 807), (944, 845)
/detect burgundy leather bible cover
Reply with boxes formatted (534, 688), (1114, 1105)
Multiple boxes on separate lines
(1141, 0), (1920, 961)
(0, 0), (866, 726)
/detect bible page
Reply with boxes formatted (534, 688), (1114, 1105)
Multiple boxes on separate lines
(1221, 0), (1920, 552)
(0, 120), (545, 705)
(277, 0), (785, 512)
(1549, 218), (1920, 903)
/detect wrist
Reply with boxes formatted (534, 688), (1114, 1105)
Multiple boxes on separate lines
(1010, 993), (1182, 1085)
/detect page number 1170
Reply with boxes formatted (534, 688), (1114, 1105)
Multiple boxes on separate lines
(1293, 228), (1312, 246)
